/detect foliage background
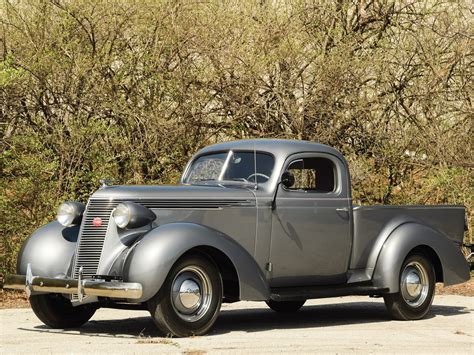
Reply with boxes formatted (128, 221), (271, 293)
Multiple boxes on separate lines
(1, 0), (472, 275)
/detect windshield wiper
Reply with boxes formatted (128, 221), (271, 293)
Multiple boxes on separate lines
(191, 178), (252, 185)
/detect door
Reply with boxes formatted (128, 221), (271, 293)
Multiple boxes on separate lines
(269, 153), (352, 287)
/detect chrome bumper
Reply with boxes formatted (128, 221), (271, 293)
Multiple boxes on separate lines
(3, 265), (142, 300)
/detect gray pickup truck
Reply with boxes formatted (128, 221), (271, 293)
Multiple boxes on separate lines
(5, 139), (470, 337)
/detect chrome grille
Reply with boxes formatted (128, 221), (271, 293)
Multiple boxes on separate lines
(72, 199), (119, 279)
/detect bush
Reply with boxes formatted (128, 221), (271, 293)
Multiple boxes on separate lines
(1, 0), (472, 275)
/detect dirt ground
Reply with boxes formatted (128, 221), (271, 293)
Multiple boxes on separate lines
(1, 295), (472, 354)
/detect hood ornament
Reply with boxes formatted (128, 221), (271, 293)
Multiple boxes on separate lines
(99, 179), (115, 188)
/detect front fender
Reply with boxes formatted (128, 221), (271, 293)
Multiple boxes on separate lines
(17, 221), (79, 278)
(372, 223), (469, 292)
(123, 222), (269, 302)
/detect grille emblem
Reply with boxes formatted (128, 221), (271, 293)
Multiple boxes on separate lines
(92, 217), (103, 227)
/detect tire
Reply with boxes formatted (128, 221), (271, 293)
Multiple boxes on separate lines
(383, 253), (435, 320)
(147, 255), (223, 337)
(29, 293), (97, 328)
(266, 300), (305, 312)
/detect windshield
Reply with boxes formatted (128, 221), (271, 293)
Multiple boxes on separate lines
(184, 150), (275, 184)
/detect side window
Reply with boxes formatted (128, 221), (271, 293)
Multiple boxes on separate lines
(287, 157), (336, 192)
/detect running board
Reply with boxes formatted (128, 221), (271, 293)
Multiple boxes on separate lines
(270, 283), (389, 301)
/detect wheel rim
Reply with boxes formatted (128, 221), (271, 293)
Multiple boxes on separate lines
(171, 265), (212, 322)
(400, 261), (429, 308)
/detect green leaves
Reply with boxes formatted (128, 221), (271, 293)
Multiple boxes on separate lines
(0, 55), (25, 86)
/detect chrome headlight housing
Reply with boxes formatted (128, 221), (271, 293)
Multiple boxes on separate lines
(57, 201), (85, 227)
(112, 202), (156, 229)
(113, 203), (131, 228)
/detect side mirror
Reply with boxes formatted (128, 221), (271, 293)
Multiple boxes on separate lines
(281, 171), (295, 189)
(272, 171), (295, 210)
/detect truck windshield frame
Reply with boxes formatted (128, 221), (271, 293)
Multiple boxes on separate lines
(184, 150), (275, 185)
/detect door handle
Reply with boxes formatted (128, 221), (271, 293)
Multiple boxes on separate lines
(336, 207), (350, 212)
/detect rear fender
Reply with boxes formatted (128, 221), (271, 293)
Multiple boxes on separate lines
(372, 223), (469, 292)
(122, 222), (269, 303)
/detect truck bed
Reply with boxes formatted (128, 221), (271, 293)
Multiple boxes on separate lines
(350, 205), (466, 270)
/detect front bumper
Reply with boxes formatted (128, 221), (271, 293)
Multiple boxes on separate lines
(3, 265), (142, 300)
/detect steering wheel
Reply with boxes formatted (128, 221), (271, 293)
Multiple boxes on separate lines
(246, 173), (270, 183)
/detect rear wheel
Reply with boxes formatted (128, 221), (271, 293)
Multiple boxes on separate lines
(383, 253), (435, 320)
(29, 293), (97, 328)
(147, 255), (223, 337)
(266, 299), (305, 312)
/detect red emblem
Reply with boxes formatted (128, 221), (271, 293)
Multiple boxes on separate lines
(92, 217), (102, 227)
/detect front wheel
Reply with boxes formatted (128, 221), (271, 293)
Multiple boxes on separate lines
(29, 293), (97, 328)
(383, 253), (435, 320)
(147, 255), (223, 337)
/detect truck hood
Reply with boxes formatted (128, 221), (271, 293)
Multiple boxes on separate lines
(90, 184), (256, 203)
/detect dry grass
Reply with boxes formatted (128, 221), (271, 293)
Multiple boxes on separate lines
(183, 350), (206, 355)
(436, 278), (474, 296)
(0, 290), (29, 309)
(136, 338), (179, 346)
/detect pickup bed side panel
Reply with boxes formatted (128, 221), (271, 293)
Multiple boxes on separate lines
(372, 223), (469, 292)
(351, 206), (465, 270)
(123, 222), (270, 303)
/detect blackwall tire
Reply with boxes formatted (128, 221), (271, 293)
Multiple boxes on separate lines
(147, 255), (223, 337)
(29, 293), (97, 328)
(383, 253), (435, 320)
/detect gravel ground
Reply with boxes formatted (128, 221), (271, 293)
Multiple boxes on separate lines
(1, 295), (473, 354)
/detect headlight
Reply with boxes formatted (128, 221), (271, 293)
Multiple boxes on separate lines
(57, 201), (85, 227)
(112, 202), (156, 229)
(113, 203), (131, 228)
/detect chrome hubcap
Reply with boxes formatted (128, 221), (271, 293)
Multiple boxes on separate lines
(178, 279), (201, 310)
(171, 266), (212, 322)
(400, 261), (429, 308)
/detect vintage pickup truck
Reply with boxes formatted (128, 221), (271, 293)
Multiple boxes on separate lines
(5, 139), (470, 337)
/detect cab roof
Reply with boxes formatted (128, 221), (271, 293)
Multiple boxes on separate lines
(195, 139), (345, 162)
